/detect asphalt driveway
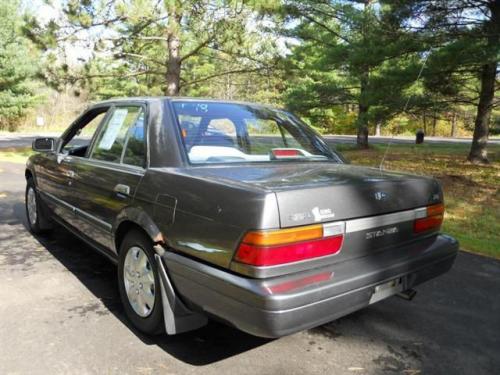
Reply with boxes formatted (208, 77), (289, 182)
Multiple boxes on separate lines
(0, 160), (499, 375)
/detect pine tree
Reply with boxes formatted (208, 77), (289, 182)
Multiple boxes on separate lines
(281, 0), (426, 147)
(24, 0), (278, 99)
(0, 0), (39, 130)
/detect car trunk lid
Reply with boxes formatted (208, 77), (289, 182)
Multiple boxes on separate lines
(186, 162), (443, 277)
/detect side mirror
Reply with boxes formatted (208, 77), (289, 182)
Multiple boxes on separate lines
(32, 137), (55, 152)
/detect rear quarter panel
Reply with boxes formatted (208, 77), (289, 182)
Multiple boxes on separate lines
(133, 168), (280, 268)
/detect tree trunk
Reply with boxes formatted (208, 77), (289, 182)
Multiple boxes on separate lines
(432, 114), (437, 137)
(166, 32), (181, 96)
(356, 68), (369, 148)
(423, 113), (427, 135)
(467, 62), (496, 163)
(467, 0), (499, 164)
(356, 104), (369, 148)
(165, 5), (182, 96)
(450, 112), (458, 138)
(375, 121), (381, 136)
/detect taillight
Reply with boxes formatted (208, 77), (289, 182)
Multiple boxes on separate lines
(414, 203), (444, 233)
(235, 222), (345, 267)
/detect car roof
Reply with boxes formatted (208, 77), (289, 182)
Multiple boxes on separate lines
(90, 97), (284, 111)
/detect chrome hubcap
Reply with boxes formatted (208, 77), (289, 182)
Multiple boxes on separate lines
(123, 246), (155, 317)
(27, 187), (37, 225)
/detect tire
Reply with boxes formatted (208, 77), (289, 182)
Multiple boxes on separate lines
(117, 230), (164, 335)
(25, 178), (51, 234)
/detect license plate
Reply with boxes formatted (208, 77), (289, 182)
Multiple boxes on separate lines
(369, 278), (403, 304)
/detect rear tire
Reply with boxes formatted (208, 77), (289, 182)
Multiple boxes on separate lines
(117, 230), (164, 335)
(25, 178), (52, 234)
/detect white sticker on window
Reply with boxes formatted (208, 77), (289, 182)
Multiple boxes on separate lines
(98, 109), (129, 150)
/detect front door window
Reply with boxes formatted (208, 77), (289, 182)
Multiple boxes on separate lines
(90, 106), (144, 165)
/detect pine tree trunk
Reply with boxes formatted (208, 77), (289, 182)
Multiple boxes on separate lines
(356, 69), (369, 148)
(467, 62), (496, 163)
(165, 5), (182, 96)
(467, 0), (499, 164)
(356, 104), (369, 148)
(450, 112), (458, 138)
(356, 1), (371, 149)
(166, 32), (181, 96)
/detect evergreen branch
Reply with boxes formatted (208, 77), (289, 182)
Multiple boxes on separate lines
(182, 67), (267, 87)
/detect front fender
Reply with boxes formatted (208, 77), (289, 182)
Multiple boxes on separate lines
(25, 156), (37, 184)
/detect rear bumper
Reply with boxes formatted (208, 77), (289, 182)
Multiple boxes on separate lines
(163, 234), (459, 338)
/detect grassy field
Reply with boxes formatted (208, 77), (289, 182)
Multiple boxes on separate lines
(1, 142), (499, 257)
(0, 147), (33, 164)
(336, 142), (500, 258)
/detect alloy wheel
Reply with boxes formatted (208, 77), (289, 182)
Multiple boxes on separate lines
(123, 246), (156, 317)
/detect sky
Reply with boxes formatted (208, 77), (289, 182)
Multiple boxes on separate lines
(23, 0), (95, 65)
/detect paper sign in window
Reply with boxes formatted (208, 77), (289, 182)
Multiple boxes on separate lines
(98, 109), (129, 150)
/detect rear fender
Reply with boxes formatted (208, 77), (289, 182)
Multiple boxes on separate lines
(113, 207), (165, 252)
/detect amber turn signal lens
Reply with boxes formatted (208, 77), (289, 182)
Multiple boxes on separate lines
(427, 203), (445, 216)
(414, 203), (445, 233)
(242, 224), (323, 247)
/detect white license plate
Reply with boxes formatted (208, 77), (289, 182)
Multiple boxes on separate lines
(369, 278), (403, 304)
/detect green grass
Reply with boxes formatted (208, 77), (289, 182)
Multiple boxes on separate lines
(337, 142), (500, 258)
(0, 147), (33, 164)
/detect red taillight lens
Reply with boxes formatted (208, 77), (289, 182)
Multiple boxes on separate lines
(235, 236), (343, 266)
(414, 203), (445, 233)
(235, 222), (345, 267)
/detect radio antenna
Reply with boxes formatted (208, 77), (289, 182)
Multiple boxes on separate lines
(379, 51), (431, 170)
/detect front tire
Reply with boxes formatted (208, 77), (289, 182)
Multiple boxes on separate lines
(25, 178), (51, 234)
(117, 230), (164, 335)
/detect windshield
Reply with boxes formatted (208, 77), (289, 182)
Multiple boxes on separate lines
(171, 101), (342, 165)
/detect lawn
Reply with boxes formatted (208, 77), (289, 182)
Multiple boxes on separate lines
(0, 147), (33, 164)
(1, 141), (499, 257)
(335, 142), (500, 258)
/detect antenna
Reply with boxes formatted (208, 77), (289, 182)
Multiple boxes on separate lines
(379, 51), (431, 170)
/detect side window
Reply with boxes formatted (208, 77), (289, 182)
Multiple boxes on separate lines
(62, 109), (109, 156)
(91, 106), (142, 163)
(122, 111), (146, 167)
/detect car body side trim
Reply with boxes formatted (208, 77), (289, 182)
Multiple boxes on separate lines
(75, 207), (113, 232)
(51, 215), (118, 264)
(39, 190), (73, 212)
(40, 191), (112, 232)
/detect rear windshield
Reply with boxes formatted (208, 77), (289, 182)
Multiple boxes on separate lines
(171, 101), (341, 164)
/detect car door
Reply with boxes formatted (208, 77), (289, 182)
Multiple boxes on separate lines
(35, 107), (111, 227)
(66, 104), (148, 251)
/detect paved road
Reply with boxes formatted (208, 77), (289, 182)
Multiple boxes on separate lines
(1, 132), (499, 149)
(1, 160), (499, 374)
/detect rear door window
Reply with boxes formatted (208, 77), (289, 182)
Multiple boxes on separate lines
(122, 111), (146, 167)
(91, 106), (143, 164)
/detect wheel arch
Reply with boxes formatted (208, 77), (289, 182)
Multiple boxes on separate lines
(25, 168), (35, 184)
(113, 207), (165, 254)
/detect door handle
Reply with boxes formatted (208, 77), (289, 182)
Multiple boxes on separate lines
(114, 184), (130, 196)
